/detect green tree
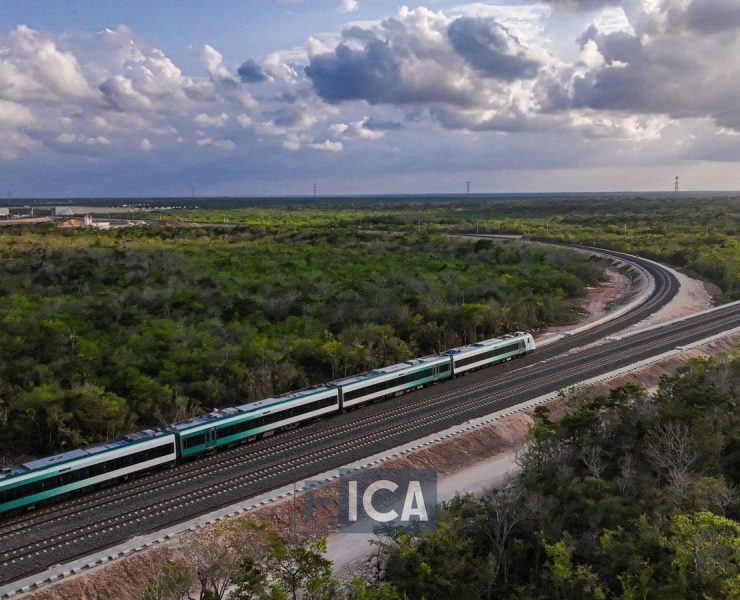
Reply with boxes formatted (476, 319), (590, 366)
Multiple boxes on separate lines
(342, 576), (404, 599)
(663, 511), (740, 598)
(142, 559), (194, 600)
(543, 533), (606, 600)
(266, 537), (336, 600)
(229, 556), (269, 600)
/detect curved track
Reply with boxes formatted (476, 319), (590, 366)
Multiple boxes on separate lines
(0, 248), (722, 589)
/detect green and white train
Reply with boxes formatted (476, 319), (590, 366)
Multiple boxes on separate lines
(0, 331), (534, 515)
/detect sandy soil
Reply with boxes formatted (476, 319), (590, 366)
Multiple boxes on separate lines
(537, 268), (632, 342)
(327, 333), (740, 578)
(622, 264), (715, 333)
(14, 266), (729, 600)
(326, 453), (521, 578)
(15, 413), (539, 600)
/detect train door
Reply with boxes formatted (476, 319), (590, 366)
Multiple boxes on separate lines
(205, 429), (217, 449)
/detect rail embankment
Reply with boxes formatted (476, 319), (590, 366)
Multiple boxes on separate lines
(11, 265), (727, 600)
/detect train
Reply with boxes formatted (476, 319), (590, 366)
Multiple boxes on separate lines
(0, 331), (535, 515)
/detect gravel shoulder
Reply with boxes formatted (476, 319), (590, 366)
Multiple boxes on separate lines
(14, 264), (726, 600)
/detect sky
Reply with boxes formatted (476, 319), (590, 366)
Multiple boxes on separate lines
(1, 0), (740, 197)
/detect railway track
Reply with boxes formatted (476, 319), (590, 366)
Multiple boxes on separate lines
(0, 249), (724, 587)
(3, 305), (738, 568)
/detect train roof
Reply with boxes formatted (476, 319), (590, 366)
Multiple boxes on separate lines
(0, 429), (171, 482)
(331, 354), (448, 387)
(168, 385), (337, 433)
(443, 332), (530, 356)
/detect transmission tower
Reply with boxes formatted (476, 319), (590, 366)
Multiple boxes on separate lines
(313, 183), (317, 197)
(466, 181), (471, 195)
(674, 176), (679, 192)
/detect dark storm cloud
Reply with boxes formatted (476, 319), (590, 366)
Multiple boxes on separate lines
(545, 7), (740, 133)
(305, 11), (544, 109)
(684, 0), (740, 33)
(305, 40), (401, 104)
(237, 59), (269, 83)
(447, 18), (540, 81)
(571, 67), (651, 111)
(305, 39), (471, 106)
(430, 106), (533, 132)
(577, 26), (642, 64)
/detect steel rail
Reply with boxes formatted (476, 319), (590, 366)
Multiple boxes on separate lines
(1, 301), (737, 583)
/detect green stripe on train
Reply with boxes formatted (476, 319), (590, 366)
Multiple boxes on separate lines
(179, 371), (446, 457)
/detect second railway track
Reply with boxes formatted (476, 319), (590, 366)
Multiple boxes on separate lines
(0, 249), (712, 586)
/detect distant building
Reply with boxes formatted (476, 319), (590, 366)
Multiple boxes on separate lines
(59, 218), (86, 228)
(8, 206), (56, 218)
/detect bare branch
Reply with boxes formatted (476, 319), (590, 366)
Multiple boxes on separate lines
(645, 422), (697, 502)
(579, 444), (605, 478)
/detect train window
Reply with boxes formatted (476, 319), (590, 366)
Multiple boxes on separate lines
(455, 343), (521, 368)
(343, 366), (442, 402)
(182, 433), (207, 449)
(212, 396), (337, 441)
(0, 443), (175, 505)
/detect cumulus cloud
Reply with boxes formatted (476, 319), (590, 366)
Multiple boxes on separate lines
(308, 139), (344, 151)
(55, 133), (111, 145)
(328, 118), (385, 139)
(97, 27), (211, 108)
(303, 6), (557, 134)
(100, 75), (153, 111)
(674, 0), (740, 34)
(282, 132), (312, 151)
(196, 136), (237, 150)
(2, 1), (740, 186)
(0, 25), (94, 103)
(300, 1), (740, 141)
(0, 99), (34, 128)
(0, 130), (39, 159)
(447, 17), (540, 80)
(194, 112), (230, 127)
(201, 43), (238, 88)
(538, 0), (740, 131)
(544, 0), (625, 12)
(306, 7), (535, 107)
(237, 59), (270, 83)
(56, 133), (77, 144)
(237, 114), (253, 128)
(363, 117), (402, 131)
(339, 0), (358, 13)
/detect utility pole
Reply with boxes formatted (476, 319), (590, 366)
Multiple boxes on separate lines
(476, 220), (479, 234)
(674, 176), (679, 193)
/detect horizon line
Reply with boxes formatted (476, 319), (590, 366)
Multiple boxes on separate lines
(2, 190), (739, 203)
